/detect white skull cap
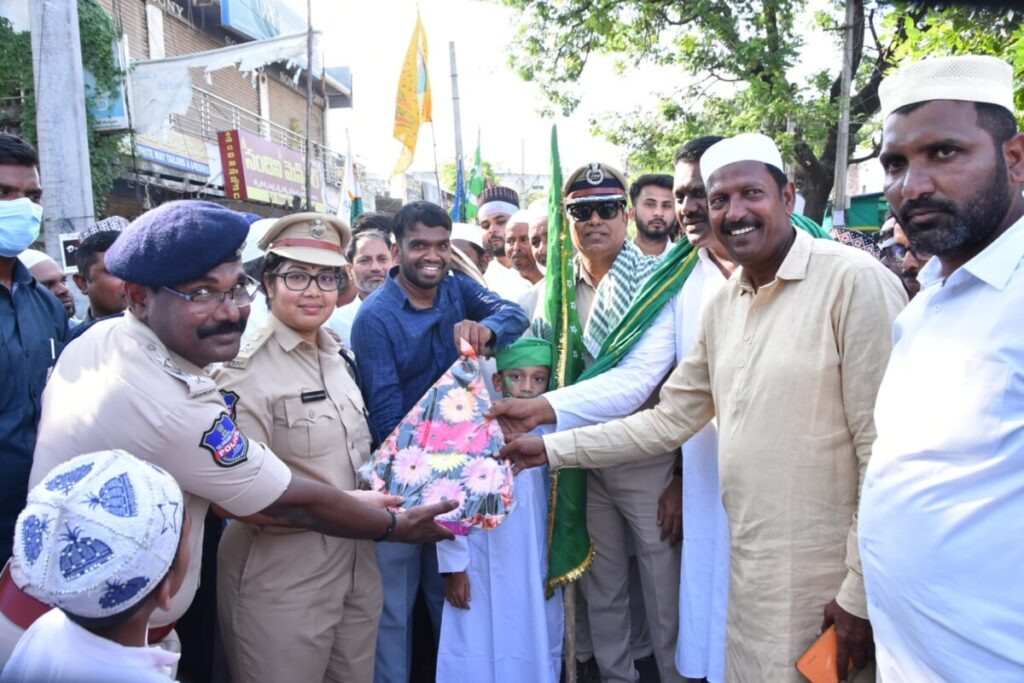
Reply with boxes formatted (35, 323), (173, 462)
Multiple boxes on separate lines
(451, 222), (484, 249)
(700, 133), (785, 185)
(879, 54), (1014, 121)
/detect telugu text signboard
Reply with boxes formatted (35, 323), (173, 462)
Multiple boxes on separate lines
(217, 129), (326, 212)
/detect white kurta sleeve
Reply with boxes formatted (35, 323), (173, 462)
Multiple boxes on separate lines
(545, 299), (677, 430)
(436, 536), (471, 573)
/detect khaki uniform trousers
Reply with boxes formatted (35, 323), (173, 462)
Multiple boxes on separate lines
(583, 452), (683, 683)
(218, 521), (382, 683)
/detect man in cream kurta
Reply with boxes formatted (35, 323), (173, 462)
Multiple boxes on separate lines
(509, 135), (907, 682)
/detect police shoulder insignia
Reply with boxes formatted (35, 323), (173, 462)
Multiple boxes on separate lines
(224, 330), (272, 370)
(199, 412), (249, 467)
(219, 389), (239, 420)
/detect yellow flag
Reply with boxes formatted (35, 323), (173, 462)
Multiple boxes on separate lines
(392, 14), (432, 177)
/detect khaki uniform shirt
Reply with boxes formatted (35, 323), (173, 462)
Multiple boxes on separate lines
(544, 228), (907, 682)
(211, 314), (372, 492)
(31, 312), (292, 626)
(575, 260), (598, 366)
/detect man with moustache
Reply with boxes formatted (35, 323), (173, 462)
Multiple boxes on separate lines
(0, 200), (458, 666)
(502, 133), (907, 682)
(630, 174), (678, 257)
(328, 229), (393, 346)
(493, 137), (738, 682)
(860, 55), (1024, 680)
(878, 216), (930, 300)
(522, 162), (683, 683)
(479, 186), (531, 299)
(350, 200), (528, 683)
(505, 210), (544, 286)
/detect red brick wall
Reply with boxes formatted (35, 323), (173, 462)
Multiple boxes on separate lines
(96, 0), (323, 143)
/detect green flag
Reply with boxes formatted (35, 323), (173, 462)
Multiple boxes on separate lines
(543, 124), (594, 594)
(466, 130), (484, 220)
(541, 134), (834, 594)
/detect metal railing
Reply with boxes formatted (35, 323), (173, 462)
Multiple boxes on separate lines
(171, 87), (345, 186)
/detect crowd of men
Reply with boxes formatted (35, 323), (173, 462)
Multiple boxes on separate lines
(0, 52), (1021, 683)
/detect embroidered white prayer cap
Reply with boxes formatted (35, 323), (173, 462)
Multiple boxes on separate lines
(699, 133), (785, 185)
(79, 216), (129, 243)
(451, 222), (485, 249)
(879, 55), (1014, 121)
(11, 450), (184, 619)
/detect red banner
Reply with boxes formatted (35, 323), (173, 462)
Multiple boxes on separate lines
(217, 129), (326, 211)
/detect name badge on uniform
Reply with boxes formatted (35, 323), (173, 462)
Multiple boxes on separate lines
(300, 389), (327, 403)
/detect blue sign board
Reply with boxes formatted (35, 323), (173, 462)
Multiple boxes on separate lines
(221, 0), (304, 41)
(136, 143), (211, 176)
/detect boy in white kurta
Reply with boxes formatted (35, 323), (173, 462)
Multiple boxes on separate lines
(436, 338), (563, 682)
(2, 450), (189, 683)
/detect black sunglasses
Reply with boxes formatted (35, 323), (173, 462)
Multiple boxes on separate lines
(566, 201), (624, 222)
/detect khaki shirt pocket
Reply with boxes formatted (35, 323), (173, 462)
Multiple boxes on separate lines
(276, 396), (344, 458)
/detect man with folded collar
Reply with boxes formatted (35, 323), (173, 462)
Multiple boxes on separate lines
(0, 200), (456, 669)
(861, 54), (1024, 680)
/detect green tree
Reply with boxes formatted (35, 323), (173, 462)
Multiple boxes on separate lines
(439, 159), (499, 194)
(500, 0), (1023, 222)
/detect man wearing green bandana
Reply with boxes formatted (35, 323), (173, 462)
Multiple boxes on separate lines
(530, 161), (683, 683)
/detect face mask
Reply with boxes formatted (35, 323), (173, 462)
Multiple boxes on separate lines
(0, 198), (43, 257)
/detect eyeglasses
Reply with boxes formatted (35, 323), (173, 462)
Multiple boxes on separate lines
(881, 244), (930, 261)
(270, 270), (343, 292)
(162, 277), (259, 311)
(566, 201), (624, 223)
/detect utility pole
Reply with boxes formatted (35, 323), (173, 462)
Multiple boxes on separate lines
(831, 0), (856, 228)
(449, 41), (464, 216)
(30, 0), (95, 257)
(304, 0), (313, 210)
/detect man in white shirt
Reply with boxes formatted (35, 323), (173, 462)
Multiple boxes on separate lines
(328, 228), (393, 347)
(479, 186), (533, 300)
(860, 54), (1024, 681)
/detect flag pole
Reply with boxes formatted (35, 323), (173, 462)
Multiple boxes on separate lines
(430, 123), (446, 210)
(304, 0), (313, 210)
(449, 41), (464, 218)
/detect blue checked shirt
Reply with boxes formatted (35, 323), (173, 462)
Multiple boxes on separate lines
(352, 269), (529, 444)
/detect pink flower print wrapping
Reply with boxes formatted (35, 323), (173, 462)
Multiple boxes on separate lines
(368, 339), (516, 534)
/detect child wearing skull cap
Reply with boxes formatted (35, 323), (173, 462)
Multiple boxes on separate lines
(2, 450), (190, 682)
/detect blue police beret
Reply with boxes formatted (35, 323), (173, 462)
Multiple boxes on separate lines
(105, 200), (250, 287)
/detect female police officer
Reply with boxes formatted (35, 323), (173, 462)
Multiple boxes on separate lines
(212, 213), (382, 682)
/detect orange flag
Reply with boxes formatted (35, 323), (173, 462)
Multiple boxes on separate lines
(391, 13), (432, 176)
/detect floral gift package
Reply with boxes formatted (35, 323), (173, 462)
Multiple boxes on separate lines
(365, 340), (516, 535)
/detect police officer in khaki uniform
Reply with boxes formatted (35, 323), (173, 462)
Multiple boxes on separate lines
(0, 200), (455, 669)
(213, 213), (382, 682)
